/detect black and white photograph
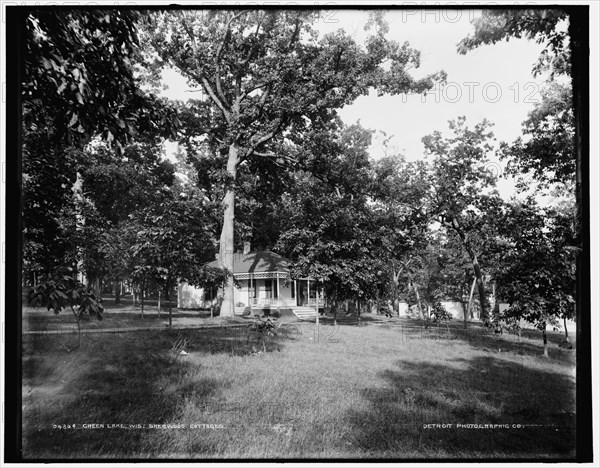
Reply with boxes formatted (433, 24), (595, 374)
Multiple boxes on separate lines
(2, 1), (598, 463)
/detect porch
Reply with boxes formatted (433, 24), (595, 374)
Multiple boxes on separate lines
(233, 272), (324, 310)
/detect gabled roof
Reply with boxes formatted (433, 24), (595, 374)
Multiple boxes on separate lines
(208, 250), (290, 275)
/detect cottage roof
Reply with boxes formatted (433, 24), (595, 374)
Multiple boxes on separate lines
(208, 250), (290, 275)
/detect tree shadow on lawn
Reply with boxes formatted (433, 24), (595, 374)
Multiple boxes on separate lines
(23, 309), (235, 332)
(21, 326), (289, 459)
(343, 355), (576, 459)
(396, 323), (576, 366)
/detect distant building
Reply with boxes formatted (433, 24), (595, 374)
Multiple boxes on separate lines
(177, 250), (323, 315)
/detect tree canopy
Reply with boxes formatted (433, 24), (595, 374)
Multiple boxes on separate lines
(145, 9), (445, 315)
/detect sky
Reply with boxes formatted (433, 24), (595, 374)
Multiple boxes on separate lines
(158, 9), (550, 165)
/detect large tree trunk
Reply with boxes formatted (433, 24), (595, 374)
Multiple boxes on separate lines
(218, 143), (239, 317)
(392, 268), (400, 316)
(411, 280), (425, 321)
(450, 218), (488, 321)
(471, 255), (487, 321)
(465, 277), (476, 328)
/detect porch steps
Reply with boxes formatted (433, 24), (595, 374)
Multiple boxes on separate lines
(292, 307), (318, 321)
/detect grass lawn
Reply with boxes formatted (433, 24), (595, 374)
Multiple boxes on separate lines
(21, 311), (576, 460)
(22, 298), (248, 332)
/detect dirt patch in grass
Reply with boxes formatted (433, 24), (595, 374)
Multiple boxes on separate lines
(21, 318), (576, 460)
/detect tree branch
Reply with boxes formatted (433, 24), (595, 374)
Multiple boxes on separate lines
(173, 15), (231, 123)
(244, 118), (284, 158)
(197, 74), (231, 125)
(214, 11), (251, 106)
(242, 12), (265, 67)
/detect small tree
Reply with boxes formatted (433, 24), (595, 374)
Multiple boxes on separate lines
(131, 195), (225, 325)
(29, 275), (103, 347)
(496, 198), (577, 357)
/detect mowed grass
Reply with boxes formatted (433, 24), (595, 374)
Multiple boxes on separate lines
(21, 317), (576, 460)
(22, 299), (246, 332)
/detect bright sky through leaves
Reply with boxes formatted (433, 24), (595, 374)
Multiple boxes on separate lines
(158, 9), (548, 157)
(155, 9), (568, 202)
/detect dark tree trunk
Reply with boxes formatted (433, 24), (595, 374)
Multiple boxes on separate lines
(542, 322), (549, 358)
(451, 218), (488, 321)
(140, 283), (145, 318)
(114, 280), (121, 305)
(71, 306), (81, 348)
(330, 292), (339, 325)
(166, 284), (172, 327)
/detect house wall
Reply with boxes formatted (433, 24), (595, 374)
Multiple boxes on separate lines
(233, 278), (295, 307)
(178, 282), (211, 309)
(441, 301), (467, 320)
(178, 278), (297, 310)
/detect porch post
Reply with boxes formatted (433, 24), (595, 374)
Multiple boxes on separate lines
(294, 280), (297, 306)
(307, 278), (310, 306)
(276, 272), (280, 310)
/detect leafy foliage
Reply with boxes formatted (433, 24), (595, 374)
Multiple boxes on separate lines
(496, 198), (577, 332)
(422, 117), (504, 319)
(22, 9), (179, 147)
(499, 82), (575, 186)
(275, 123), (384, 304)
(457, 9), (570, 78)
(29, 276), (104, 320)
(144, 10), (445, 315)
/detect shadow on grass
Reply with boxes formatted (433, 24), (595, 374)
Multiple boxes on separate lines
(21, 326), (290, 459)
(392, 321), (576, 366)
(343, 355), (576, 459)
(23, 309), (231, 332)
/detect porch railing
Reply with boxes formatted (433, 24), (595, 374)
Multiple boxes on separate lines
(249, 297), (324, 307)
(250, 297), (280, 307)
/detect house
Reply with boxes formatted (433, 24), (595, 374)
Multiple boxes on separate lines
(177, 249), (323, 317)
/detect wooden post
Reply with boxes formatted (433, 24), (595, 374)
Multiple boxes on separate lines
(315, 282), (319, 342)
(275, 272), (280, 312)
